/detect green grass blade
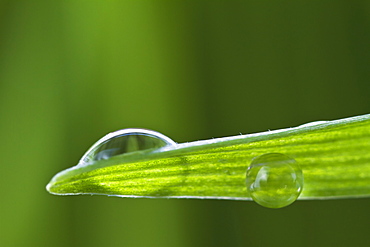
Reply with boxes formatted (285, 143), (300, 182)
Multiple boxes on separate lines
(47, 114), (370, 200)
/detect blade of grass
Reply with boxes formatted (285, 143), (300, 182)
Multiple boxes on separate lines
(47, 114), (370, 200)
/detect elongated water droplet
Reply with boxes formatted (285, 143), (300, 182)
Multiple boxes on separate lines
(246, 153), (303, 208)
(79, 128), (176, 165)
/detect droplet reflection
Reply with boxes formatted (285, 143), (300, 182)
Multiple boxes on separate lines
(79, 128), (176, 165)
(246, 153), (303, 208)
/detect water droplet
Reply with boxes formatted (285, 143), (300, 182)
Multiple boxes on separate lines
(79, 128), (176, 165)
(246, 153), (303, 208)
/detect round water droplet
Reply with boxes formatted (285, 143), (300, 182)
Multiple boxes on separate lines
(246, 153), (303, 208)
(79, 128), (176, 165)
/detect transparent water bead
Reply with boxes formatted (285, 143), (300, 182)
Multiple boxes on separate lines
(79, 128), (176, 165)
(246, 153), (303, 209)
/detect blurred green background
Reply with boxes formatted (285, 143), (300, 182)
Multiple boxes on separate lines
(1, 1), (370, 246)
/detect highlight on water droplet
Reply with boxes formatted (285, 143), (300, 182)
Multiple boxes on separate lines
(245, 153), (303, 209)
(79, 128), (177, 165)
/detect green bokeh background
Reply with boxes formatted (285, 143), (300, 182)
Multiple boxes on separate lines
(1, 1), (370, 246)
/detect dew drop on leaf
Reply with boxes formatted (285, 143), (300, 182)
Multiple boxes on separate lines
(246, 153), (303, 208)
(79, 128), (176, 165)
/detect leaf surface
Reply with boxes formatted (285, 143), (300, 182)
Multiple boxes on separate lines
(47, 114), (370, 200)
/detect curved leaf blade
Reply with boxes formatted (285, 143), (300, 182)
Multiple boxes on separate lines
(47, 114), (370, 200)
